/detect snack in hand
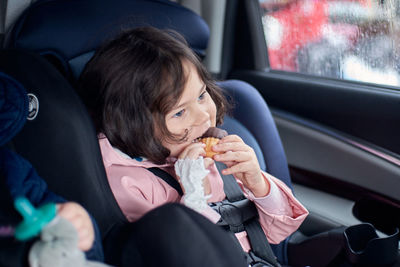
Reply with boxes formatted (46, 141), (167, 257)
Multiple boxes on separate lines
(198, 127), (228, 158)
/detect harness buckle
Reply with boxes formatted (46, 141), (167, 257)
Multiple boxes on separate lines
(247, 251), (277, 267)
(210, 198), (258, 233)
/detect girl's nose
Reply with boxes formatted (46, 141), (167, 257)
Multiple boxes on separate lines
(194, 106), (210, 126)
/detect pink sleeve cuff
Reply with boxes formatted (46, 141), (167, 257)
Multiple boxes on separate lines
(241, 171), (309, 244)
(245, 173), (293, 216)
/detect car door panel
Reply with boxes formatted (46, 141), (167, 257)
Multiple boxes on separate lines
(229, 69), (400, 233)
(230, 70), (400, 156)
(275, 113), (400, 201)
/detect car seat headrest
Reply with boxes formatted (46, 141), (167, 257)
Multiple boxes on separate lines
(8, 0), (209, 80)
(0, 72), (28, 146)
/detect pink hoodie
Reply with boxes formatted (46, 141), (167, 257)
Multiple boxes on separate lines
(99, 136), (308, 251)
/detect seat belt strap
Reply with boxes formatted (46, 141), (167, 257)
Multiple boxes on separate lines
(246, 219), (279, 266)
(214, 161), (245, 202)
(147, 167), (183, 196)
(215, 162), (280, 267)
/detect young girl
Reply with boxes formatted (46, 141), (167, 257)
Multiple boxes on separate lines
(79, 26), (308, 259)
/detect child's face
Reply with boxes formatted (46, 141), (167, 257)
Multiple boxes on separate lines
(163, 61), (217, 157)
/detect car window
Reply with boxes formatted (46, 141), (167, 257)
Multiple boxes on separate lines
(259, 0), (400, 87)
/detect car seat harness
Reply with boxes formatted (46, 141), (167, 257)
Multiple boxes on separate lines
(148, 161), (281, 267)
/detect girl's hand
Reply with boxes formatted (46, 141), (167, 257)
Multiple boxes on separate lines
(177, 142), (212, 195)
(56, 202), (95, 251)
(212, 135), (270, 197)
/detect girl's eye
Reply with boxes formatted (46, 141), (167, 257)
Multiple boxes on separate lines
(198, 91), (207, 101)
(173, 109), (185, 118)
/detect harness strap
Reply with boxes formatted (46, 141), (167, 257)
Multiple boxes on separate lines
(215, 162), (280, 267)
(246, 219), (279, 266)
(215, 161), (244, 202)
(148, 167), (183, 196)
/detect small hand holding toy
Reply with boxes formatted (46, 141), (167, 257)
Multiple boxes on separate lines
(14, 197), (110, 267)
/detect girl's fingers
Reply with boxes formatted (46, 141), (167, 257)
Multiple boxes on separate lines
(222, 161), (235, 168)
(213, 140), (252, 153)
(186, 146), (206, 159)
(213, 142), (246, 153)
(214, 150), (252, 163)
(178, 142), (205, 159)
(221, 161), (252, 176)
(219, 134), (243, 143)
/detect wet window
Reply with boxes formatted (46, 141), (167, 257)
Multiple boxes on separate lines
(259, 0), (400, 87)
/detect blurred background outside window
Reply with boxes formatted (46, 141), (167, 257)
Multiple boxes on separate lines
(260, 0), (400, 87)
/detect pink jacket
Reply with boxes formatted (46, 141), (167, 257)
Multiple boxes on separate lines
(99, 136), (308, 251)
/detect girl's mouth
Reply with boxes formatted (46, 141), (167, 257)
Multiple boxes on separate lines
(191, 126), (211, 143)
(192, 130), (208, 143)
(192, 137), (201, 143)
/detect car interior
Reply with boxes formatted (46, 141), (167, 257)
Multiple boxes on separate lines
(0, 0), (399, 266)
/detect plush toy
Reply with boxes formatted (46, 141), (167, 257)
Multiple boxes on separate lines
(28, 217), (108, 267)
(14, 197), (110, 267)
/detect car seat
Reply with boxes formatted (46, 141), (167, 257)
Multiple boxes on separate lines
(0, 49), (128, 239)
(6, 0), (293, 263)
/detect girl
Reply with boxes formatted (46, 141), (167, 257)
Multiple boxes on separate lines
(79, 26), (308, 260)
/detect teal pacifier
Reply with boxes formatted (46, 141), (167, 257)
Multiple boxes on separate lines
(14, 197), (56, 241)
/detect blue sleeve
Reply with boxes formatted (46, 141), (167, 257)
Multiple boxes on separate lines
(0, 148), (65, 205)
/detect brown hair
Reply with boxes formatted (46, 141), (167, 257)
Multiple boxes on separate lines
(79, 27), (229, 164)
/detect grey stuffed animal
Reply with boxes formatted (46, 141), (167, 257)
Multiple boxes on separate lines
(28, 217), (111, 267)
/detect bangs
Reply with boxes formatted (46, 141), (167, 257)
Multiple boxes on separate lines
(153, 58), (186, 115)
(151, 57), (190, 144)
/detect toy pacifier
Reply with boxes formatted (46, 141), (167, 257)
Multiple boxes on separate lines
(14, 197), (56, 241)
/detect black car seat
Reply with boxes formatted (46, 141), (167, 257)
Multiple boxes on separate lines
(0, 49), (128, 238)
(6, 0), (293, 263)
